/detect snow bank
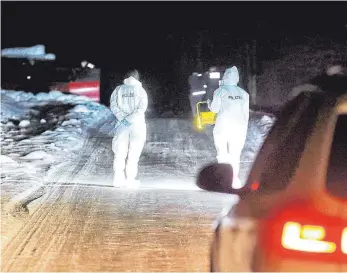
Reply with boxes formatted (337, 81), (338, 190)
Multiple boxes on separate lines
(243, 111), (276, 161)
(21, 151), (52, 161)
(0, 93), (32, 123)
(18, 120), (30, 128)
(1, 45), (56, 60)
(1, 89), (111, 173)
(5, 121), (16, 128)
(61, 119), (80, 127)
(35, 91), (63, 101)
(2, 89), (89, 104)
(0, 155), (16, 164)
(1, 90), (34, 102)
(1, 88), (115, 221)
(1, 89), (111, 122)
(72, 105), (90, 113)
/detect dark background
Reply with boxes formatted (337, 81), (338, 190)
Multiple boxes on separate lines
(2, 1), (347, 108)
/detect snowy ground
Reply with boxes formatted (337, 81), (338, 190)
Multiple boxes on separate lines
(1, 89), (275, 269)
(1, 89), (112, 249)
(1, 88), (275, 207)
(0, 90), (110, 209)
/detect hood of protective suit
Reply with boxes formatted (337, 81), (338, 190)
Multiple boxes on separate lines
(221, 66), (239, 86)
(123, 76), (142, 87)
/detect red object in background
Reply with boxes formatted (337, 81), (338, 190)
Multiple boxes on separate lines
(68, 81), (100, 102)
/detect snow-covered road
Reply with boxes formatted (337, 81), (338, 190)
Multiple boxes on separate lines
(1, 88), (275, 210)
(42, 114), (273, 191)
(46, 117), (218, 191)
(1, 89), (275, 271)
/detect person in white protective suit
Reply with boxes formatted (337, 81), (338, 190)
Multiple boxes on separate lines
(207, 66), (249, 189)
(110, 69), (148, 189)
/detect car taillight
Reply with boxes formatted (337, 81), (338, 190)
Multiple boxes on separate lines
(281, 222), (336, 253)
(342, 228), (347, 254)
(259, 200), (347, 262)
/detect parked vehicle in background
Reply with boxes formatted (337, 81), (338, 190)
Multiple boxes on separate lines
(1, 45), (100, 102)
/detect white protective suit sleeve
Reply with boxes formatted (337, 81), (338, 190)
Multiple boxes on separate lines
(110, 86), (128, 121)
(210, 87), (222, 113)
(109, 76), (148, 124)
(124, 90), (148, 124)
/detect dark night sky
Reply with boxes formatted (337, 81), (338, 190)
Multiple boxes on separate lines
(2, 1), (347, 75)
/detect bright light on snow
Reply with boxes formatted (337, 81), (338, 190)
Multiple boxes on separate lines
(209, 72), (220, 79)
(198, 74), (202, 77)
(192, 91), (206, 96)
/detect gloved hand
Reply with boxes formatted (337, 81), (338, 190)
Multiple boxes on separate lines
(121, 119), (132, 127)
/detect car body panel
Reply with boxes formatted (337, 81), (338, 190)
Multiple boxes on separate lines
(209, 92), (347, 271)
(212, 216), (258, 272)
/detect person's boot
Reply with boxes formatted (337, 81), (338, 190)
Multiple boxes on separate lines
(125, 179), (141, 189)
(113, 179), (126, 188)
(232, 176), (243, 189)
(113, 173), (126, 188)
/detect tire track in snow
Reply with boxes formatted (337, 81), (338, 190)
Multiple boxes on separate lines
(1, 185), (232, 272)
(1, 115), (267, 271)
(1, 117), (114, 271)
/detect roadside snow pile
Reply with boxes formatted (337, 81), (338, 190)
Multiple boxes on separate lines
(21, 151), (54, 162)
(1, 89), (112, 207)
(61, 119), (80, 127)
(1, 44), (56, 60)
(2, 89), (94, 105)
(1, 89), (111, 124)
(243, 111), (276, 161)
(1, 89), (111, 157)
(0, 155), (17, 165)
(18, 120), (31, 128)
(72, 105), (89, 113)
(1, 89), (35, 103)
(0, 93), (33, 123)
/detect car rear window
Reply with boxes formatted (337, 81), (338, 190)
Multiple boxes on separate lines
(326, 114), (347, 199)
(247, 92), (325, 193)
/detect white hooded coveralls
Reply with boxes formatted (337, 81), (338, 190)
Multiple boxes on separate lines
(209, 66), (249, 187)
(110, 76), (148, 182)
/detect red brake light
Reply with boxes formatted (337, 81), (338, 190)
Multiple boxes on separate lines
(342, 228), (347, 254)
(250, 181), (260, 191)
(259, 200), (347, 262)
(281, 222), (336, 253)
